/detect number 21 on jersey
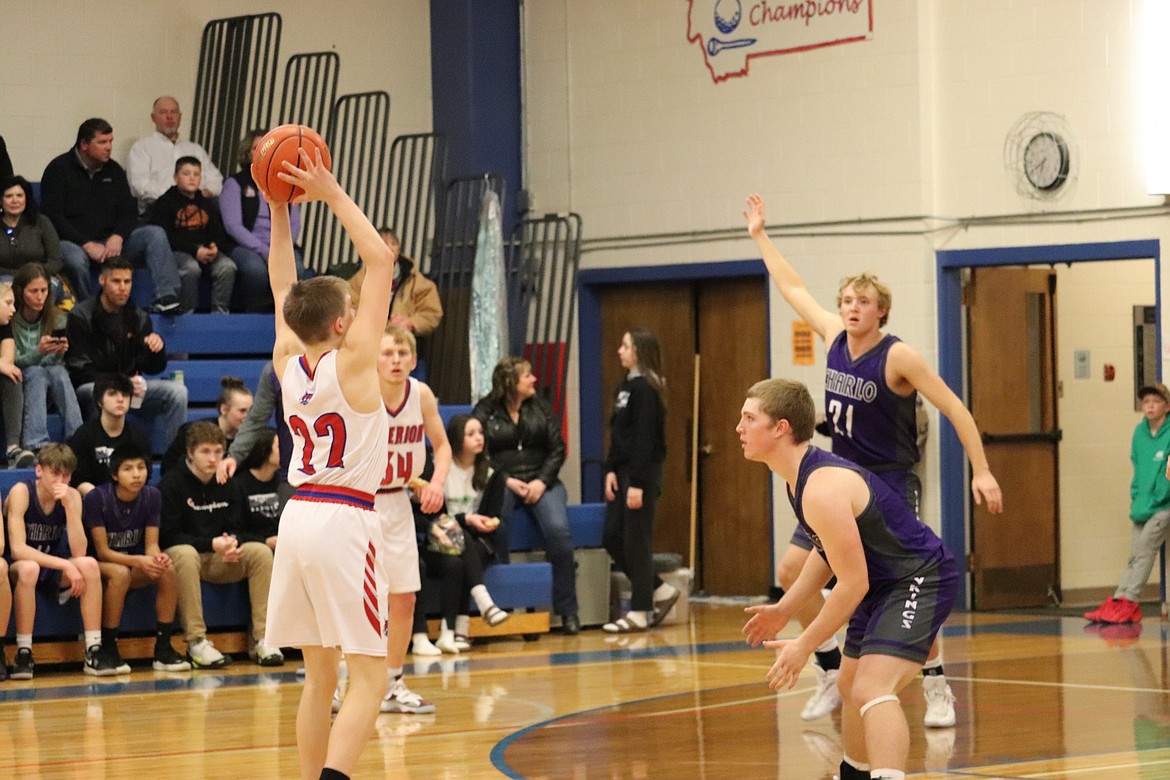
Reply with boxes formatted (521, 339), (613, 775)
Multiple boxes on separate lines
(827, 398), (854, 439)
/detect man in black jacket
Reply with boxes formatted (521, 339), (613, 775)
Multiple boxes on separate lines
(40, 117), (182, 309)
(159, 420), (281, 668)
(65, 258), (188, 450)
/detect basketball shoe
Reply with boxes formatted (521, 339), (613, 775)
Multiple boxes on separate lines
(800, 664), (842, 721)
(923, 674), (957, 727)
(381, 676), (436, 714)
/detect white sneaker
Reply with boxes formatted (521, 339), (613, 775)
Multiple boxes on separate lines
(187, 637), (229, 669)
(381, 676), (436, 714)
(249, 642), (284, 667)
(800, 665), (842, 721)
(923, 675), (957, 727)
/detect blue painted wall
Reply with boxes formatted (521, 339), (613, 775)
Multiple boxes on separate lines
(430, 0), (524, 228)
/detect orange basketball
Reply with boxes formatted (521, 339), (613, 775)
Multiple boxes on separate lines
(250, 124), (332, 203)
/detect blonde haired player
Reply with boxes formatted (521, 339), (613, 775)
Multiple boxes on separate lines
(374, 325), (450, 711)
(261, 148), (392, 780)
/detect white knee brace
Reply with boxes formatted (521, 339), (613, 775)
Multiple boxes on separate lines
(858, 694), (900, 718)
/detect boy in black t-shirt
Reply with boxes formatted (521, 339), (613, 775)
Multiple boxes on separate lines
(85, 445), (190, 671)
(68, 374), (152, 495)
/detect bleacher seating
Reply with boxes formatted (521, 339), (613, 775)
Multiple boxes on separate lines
(0, 308), (606, 652)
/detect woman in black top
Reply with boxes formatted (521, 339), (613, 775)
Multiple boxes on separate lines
(602, 328), (673, 633)
(472, 356), (580, 634)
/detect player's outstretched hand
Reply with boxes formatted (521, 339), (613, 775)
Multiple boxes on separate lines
(278, 148), (340, 205)
(419, 482), (444, 515)
(762, 638), (812, 691)
(743, 194), (767, 238)
(742, 602), (788, 647)
(971, 470), (1003, 514)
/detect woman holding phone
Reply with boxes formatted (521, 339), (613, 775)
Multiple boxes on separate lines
(11, 262), (81, 450)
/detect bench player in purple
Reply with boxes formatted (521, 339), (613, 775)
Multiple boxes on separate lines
(741, 379), (959, 780)
(744, 194), (1003, 728)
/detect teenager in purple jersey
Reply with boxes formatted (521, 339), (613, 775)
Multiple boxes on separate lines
(741, 379), (959, 780)
(744, 194), (1003, 730)
(85, 445), (190, 671)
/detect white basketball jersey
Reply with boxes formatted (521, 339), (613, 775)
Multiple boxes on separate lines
(281, 350), (389, 494)
(382, 377), (426, 490)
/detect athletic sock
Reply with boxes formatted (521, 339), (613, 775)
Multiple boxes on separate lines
(922, 656), (945, 676)
(470, 584), (494, 613)
(16, 633), (32, 651)
(155, 621), (176, 652)
(454, 614), (471, 636)
(84, 630), (102, 650)
(319, 769), (349, 780)
(870, 771), (905, 780)
(387, 667), (403, 686)
(839, 757), (870, 780)
(814, 645), (842, 672)
(653, 582), (677, 601)
(101, 627), (119, 649)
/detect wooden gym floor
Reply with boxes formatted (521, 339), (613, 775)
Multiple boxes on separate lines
(1, 603), (1168, 779)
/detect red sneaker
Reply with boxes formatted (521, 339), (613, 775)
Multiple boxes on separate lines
(1102, 597), (1142, 624)
(1084, 597), (1116, 622)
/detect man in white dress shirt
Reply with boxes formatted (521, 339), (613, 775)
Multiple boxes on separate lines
(128, 96), (223, 214)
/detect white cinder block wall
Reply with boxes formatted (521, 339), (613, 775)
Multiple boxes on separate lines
(525, 0), (1170, 598)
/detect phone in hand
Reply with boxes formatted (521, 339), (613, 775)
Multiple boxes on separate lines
(51, 328), (67, 343)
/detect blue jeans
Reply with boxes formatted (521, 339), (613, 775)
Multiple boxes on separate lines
(500, 480), (578, 617)
(60, 225), (180, 303)
(22, 364), (83, 450)
(76, 377), (187, 451)
(231, 246), (310, 312)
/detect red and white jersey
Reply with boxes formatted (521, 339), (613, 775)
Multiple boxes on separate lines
(281, 351), (389, 498)
(381, 377), (426, 490)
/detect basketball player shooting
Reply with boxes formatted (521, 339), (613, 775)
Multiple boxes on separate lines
(262, 147), (395, 780)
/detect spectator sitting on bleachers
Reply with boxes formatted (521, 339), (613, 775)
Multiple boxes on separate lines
(221, 130), (309, 313)
(65, 258), (187, 449)
(218, 361), (291, 485)
(147, 157), (236, 314)
(40, 118), (182, 312)
(473, 356), (581, 635)
(347, 228), (443, 337)
(83, 444), (190, 672)
(434, 413), (511, 651)
(11, 263), (82, 451)
(6, 444), (118, 677)
(161, 376), (251, 477)
(159, 420), (281, 669)
(127, 96), (223, 215)
(0, 281), (34, 468)
(67, 374), (152, 495)
(231, 428), (284, 552)
(0, 176), (64, 281)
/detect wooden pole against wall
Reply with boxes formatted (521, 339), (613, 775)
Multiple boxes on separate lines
(689, 353), (700, 573)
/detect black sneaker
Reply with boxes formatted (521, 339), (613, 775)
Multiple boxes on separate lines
(83, 644), (119, 677)
(152, 644), (192, 672)
(6, 447), (35, 469)
(105, 644), (131, 674)
(0, 654), (8, 681)
(10, 648), (34, 680)
(149, 295), (181, 314)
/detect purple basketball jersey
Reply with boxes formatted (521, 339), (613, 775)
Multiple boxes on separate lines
(825, 331), (918, 470)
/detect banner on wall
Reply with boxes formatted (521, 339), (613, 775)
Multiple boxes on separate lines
(687, 0), (873, 83)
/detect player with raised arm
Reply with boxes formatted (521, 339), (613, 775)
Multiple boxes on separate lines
(261, 149), (393, 780)
(744, 193), (1002, 727)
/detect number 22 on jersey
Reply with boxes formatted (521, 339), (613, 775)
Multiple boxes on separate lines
(289, 413), (348, 475)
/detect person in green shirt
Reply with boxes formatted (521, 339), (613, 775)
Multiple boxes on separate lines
(1085, 383), (1170, 624)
